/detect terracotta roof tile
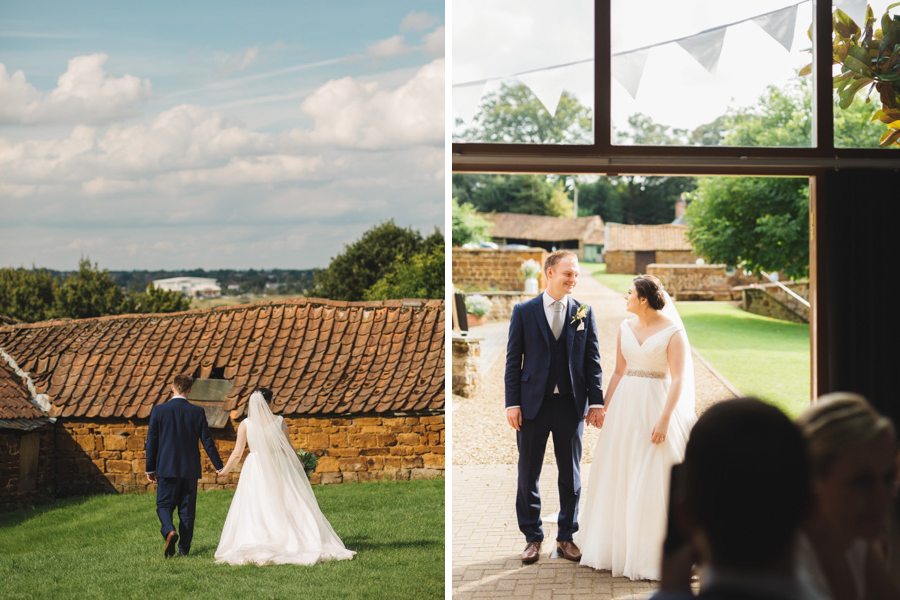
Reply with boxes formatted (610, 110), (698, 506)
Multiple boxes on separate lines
(605, 223), (693, 252)
(479, 212), (606, 245)
(0, 298), (443, 419)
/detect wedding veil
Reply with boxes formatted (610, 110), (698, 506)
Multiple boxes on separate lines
(660, 290), (696, 417)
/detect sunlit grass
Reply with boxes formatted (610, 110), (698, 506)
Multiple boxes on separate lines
(0, 478), (444, 600)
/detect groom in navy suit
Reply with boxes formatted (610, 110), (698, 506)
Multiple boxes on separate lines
(505, 250), (604, 564)
(145, 374), (223, 557)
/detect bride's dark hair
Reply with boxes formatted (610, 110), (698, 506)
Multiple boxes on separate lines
(633, 275), (666, 310)
(255, 387), (274, 404)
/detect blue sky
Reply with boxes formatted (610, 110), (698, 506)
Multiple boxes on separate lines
(0, 1), (444, 270)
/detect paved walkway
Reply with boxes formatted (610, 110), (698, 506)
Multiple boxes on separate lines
(451, 275), (738, 599)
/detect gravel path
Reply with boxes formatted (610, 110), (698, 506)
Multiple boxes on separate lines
(451, 274), (738, 466)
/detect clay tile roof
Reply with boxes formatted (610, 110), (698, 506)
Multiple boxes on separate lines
(0, 359), (45, 421)
(0, 298), (444, 419)
(604, 223), (693, 252)
(479, 212), (605, 245)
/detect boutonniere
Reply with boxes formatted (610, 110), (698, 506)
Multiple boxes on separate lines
(570, 303), (588, 325)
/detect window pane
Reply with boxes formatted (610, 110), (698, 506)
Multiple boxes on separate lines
(611, 0), (814, 147)
(451, 0), (594, 144)
(832, 1), (900, 150)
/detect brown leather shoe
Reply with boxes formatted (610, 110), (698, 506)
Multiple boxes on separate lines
(522, 541), (541, 564)
(164, 530), (178, 558)
(557, 540), (581, 561)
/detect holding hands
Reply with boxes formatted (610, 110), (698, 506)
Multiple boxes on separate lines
(585, 406), (606, 429)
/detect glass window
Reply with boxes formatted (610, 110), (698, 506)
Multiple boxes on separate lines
(451, 0), (595, 144)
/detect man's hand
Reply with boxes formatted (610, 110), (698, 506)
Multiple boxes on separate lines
(586, 407), (606, 429)
(146, 472), (157, 483)
(506, 407), (523, 431)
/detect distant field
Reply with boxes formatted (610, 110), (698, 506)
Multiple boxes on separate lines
(190, 294), (304, 310)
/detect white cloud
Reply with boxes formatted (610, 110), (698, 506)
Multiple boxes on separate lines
(400, 11), (438, 32)
(218, 45), (260, 76)
(298, 58), (444, 149)
(423, 26), (445, 57)
(367, 35), (413, 58)
(0, 54), (152, 125)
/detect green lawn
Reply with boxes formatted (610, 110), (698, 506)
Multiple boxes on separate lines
(677, 301), (810, 417)
(581, 262), (634, 295)
(0, 478), (444, 600)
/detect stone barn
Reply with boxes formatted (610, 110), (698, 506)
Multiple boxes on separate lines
(0, 298), (444, 507)
(480, 212), (605, 261)
(604, 223), (698, 274)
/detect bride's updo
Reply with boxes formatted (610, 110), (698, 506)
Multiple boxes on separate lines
(633, 275), (666, 310)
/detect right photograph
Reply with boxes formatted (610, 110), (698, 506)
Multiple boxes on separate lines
(450, 0), (900, 598)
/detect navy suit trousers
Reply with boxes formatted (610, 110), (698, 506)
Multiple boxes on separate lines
(156, 477), (198, 555)
(516, 394), (584, 542)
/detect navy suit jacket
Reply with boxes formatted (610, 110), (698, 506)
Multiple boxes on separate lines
(145, 397), (223, 479)
(504, 294), (603, 420)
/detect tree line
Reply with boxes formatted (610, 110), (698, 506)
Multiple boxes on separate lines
(454, 78), (886, 279)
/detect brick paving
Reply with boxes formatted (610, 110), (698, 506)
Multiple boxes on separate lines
(451, 274), (738, 599)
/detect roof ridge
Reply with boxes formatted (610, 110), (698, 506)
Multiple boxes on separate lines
(0, 297), (444, 332)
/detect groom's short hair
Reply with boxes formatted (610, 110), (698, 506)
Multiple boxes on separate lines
(544, 250), (578, 274)
(683, 398), (810, 570)
(173, 374), (194, 395)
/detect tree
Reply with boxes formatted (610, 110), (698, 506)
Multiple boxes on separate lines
(457, 83), (592, 144)
(686, 177), (809, 279)
(120, 284), (191, 314)
(0, 267), (60, 323)
(451, 173), (563, 217)
(310, 220), (426, 301)
(53, 258), (126, 320)
(451, 198), (494, 246)
(364, 233), (444, 300)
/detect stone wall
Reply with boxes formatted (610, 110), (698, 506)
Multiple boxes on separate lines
(647, 264), (759, 298)
(606, 251), (698, 274)
(453, 248), (546, 291)
(50, 413), (445, 497)
(740, 283), (810, 323)
(0, 428), (55, 511)
(462, 291), (531, 323)
(452, 334), (481, 398)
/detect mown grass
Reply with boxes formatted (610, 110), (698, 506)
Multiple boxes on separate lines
(0, 478), (443, 600)
(677, 301), (810, 417)
(581, 262), (634, 294)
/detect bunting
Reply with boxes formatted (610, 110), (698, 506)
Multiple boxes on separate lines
(452, 0), (810, 121)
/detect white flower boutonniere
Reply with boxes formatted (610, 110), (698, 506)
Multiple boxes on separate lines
(571, 303), (588, 325)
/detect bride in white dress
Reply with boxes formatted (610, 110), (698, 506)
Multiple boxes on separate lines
(575, 275), (696, 581)
(214, 389), (355, 566)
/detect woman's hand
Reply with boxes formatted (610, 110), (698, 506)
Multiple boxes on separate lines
(651, 415), (670, 444)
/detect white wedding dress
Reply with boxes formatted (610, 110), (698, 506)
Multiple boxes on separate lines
(215, 393), (355, 566)
(575, 319), (696, 581)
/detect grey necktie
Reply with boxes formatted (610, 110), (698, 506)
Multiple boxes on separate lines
(551, 300), (564, 340)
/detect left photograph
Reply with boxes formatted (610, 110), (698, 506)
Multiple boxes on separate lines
(0, 2), (445, 598)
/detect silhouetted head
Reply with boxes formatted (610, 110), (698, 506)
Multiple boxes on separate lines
(683, 398), (810, 570)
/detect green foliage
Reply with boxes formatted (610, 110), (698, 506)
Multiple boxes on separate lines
(121, 284), (192, 314)
(452, 173), (561, 216)
(53, 258), (126, 320)
(363, 232), (444, 301)
(311, 221), (425, 302)
(801, 3), (900, 146)
(0, 267), (60, 323)
(575, 177), (625, 222)
(0, 479), (444, 600)
(546, 180), (575, 217)
(722, 81), (812, 147)
(451, 198), (494, 246)
(685, 176), (810, 279)
(456, 82), (592, 144)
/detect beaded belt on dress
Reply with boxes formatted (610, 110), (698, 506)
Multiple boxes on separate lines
(625, 369), (667, 379)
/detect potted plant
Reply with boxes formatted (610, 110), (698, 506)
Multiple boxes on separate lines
(296, 448), (319, 478)
(520, 259), (542, 294)
(464, 294), (492, 327)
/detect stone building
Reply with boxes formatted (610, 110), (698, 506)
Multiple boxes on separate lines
(604, 223), (698, 274)
(0, 298), (444, 507)
(479, 213), (605, 262)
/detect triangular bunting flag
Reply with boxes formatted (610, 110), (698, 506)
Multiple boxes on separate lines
(753, 5), (798, 52)
(517, 68), (569, 118)
(677, 27), (727, 75)
(834, 0), (868, 21)
(452, 82), (487, 124)
(612, 49), (650, 99)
